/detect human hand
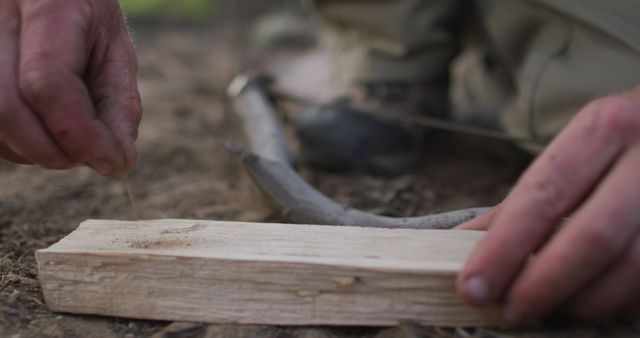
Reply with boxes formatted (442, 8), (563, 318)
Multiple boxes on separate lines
(0, 0), (141, 175)
(456, 88), (640, 325)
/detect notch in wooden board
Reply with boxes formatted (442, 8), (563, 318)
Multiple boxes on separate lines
(36, 219), (502, 327)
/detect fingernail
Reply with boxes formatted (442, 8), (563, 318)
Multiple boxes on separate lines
(463, 276), (492, 306)
(502, 302), (526, 326)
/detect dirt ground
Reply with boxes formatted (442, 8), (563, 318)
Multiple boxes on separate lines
(1, 4), (639, 338)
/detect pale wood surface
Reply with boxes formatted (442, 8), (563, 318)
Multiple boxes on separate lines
(36, 219), (502, 327)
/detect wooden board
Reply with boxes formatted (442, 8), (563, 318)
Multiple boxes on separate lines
(36, 219), (501, 327)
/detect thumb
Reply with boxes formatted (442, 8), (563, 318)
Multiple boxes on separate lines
(87, 5), (142, 172)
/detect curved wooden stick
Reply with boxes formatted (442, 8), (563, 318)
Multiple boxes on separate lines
(240, 149), (489, 229)
(228, 74), (489, 229)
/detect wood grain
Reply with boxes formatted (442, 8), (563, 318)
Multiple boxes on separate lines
(36, 219), (501, 327)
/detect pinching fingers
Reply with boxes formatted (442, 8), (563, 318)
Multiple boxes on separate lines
(18, 0), (130, 175)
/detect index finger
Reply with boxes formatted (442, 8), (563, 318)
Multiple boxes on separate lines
(457, 97), (631, 307)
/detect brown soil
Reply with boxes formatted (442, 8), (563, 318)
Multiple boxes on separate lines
(1, 7), (639, 338)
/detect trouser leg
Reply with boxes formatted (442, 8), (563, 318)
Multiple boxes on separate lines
(310, 0), (640, 155)
(311, 0), (467, 85)
(461, 0), (640, 152)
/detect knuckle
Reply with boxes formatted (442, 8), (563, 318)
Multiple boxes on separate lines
(585, 96), (640, 139)
(19, 63), (59, 103)
(526, 176), (567, 219)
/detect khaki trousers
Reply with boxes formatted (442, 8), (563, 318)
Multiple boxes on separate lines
(313, 0), (640, 150)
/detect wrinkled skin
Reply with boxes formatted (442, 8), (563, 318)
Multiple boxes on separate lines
(457, 88), (640, 326)
(0, 0), (141, 175)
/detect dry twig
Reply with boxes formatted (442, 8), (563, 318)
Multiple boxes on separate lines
(227, 74), (489, 229)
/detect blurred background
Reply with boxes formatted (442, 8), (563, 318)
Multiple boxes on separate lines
(2, 2), (602, 338)
(121, 0), (219, 21)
